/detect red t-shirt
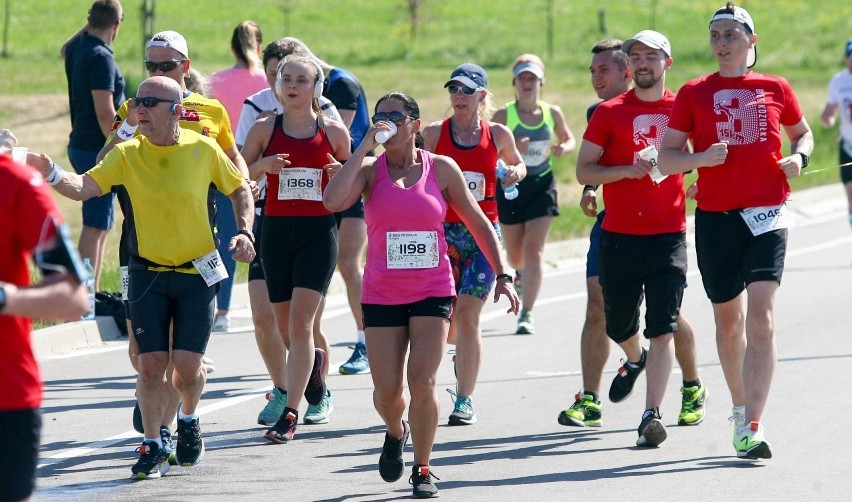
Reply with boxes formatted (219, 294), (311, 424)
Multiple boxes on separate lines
(434, 118), (499, 223)
(668, 72), (804, 212)
(583, 89), (686, 235)
(0, 155), (62, 410)
(263, 115), (334, 217)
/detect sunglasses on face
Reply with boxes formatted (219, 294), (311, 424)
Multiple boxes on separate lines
(447, 84), (478, 96)
(132, 96), (177, 108)
(371, 111), (410, 126)
(144, 60), (184, 73)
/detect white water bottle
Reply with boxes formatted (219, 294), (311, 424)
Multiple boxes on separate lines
(375, 122), (397, 144)
(496, 160), (519, 200)
(82, 258), (95, 320)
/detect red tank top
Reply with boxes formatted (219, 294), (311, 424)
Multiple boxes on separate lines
(434, 117), (499, 223)
(263, 114), (334, 217)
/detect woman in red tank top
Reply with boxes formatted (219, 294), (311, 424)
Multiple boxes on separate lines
(240, 55), (351, 443)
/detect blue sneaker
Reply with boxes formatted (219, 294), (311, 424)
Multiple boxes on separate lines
(339, 342), (370, 375)
(304, 390), (334, 425)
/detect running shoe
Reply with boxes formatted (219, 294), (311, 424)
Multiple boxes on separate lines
(636, 408), (667, 447)
(304, 348), (327, 406)
(211, 314), (230, 333)
(132, 401), (144, 434)
(514, 272), (523, 302)
(160, 426), (177, 466)
(516, 309), (535, 335)
(678, 379), (708, 425)
(609, 347), (647, 403)
(446, 389), (477, 425)
(558, 392), (603, 427)
(735, 421), (773, 460)
(304, 390), (334, 425)
(131, 441), (170, 480)
(339, 342), (370, 374)
(409, 465), (440, 498)
(258, 387), (288, 426)
(378, 420), (410, 482)
(202, 355), (215, 374)
(175, 417), (204, 466)
(266, 409), (298, 444)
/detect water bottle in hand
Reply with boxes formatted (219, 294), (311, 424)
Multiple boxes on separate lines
(496, 160), (519, 200)
(82, 258), (95, 320)
(375, 122), (398, 144)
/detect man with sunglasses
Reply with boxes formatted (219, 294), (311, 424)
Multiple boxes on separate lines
(61, 0), (125, 296)
(29, 76), (255, 479)
(97, 30), (252, 459)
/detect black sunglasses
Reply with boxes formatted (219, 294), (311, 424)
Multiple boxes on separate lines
(447, 84), (478, 96)
(132, 96), (178, 108)
(371, 111), (411, 126)
(144, 60), (185, 73)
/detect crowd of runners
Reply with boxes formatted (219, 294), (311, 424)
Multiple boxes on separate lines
(11, 0), (852, 499)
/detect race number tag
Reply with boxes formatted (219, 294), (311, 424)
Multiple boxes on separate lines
(120, 265), (129, 301)
(277, 167), (322, 201)
(523, 139), (551, 167)
(462, 171), (486, 201)
(192, 249), (229, 286)
(386, 231), (439, 269)
(638, 145), (667, 184)
(739, 204), (793, 236)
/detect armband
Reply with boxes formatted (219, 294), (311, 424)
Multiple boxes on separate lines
(46, 162), (65, 186)
(116, 120), (138, 141)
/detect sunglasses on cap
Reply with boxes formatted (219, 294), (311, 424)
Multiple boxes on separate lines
(371, 111), (411, 126)
(131, 96), (178, 108)
(144, 59), (185, 73)
(447, 84), (478, 96)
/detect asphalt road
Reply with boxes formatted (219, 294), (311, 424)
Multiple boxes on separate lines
(34, 197), (851, 501)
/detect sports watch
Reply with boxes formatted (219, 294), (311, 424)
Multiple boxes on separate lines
(796, 152), (809, 168)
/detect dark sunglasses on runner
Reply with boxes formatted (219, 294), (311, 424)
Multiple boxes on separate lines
(144, 59), (185, 73)
(132, 96), (178, 108)
(371, 111), (410, 126)
(447, 84), (478, 96)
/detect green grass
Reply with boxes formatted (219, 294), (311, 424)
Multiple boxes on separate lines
(2, 0), (849, 293)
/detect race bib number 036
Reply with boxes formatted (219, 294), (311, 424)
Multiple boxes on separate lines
(278, 167), (322, 201)
(386, 231), (439, 269)
(739, 203), (793, 236)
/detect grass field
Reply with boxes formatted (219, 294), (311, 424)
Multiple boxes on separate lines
(2, 0), (850, 292)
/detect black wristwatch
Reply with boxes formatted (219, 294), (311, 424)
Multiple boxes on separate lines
(237, 229), (255, 246)
(496, 273), (513, 282)
(0, 283), (7, 314)
(796, 152), (809, 168)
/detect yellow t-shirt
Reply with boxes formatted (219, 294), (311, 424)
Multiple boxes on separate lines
(108, 92), (236, 152)
(88, 129), (243, 271)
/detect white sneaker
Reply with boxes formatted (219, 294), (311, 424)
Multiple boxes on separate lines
(211, 315), (230, 333)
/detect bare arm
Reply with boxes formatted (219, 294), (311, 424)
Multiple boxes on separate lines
(777, 118), (814, 179)
(239, 117), (288, 181)
(226, 182), (256, 263)
(92, 90), (117, 137)
(421, 122), (442, 153)
(491, 122), (526, 183)
(550, 105), (576, 157)
(575, 140), (650, 185)
(2, 273), (88, 321)
(338, 108), (356, 129)
(27, 153), (104, 201)
(820, 103), (839, 128)
(658, 128), (727, 175)
(324, 123), (375, 212)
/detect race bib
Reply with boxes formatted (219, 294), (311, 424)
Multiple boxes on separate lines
(192, 249), (229, 286)
(277, 167), (322, 201)
(462, 171), (486, 201)
(120, 265), (129, 301)
(386, 231), (439, 269)
(739, 204), (793, 236)
(523, 139), (551, 167)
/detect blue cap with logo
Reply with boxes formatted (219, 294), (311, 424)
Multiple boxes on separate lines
(444, 63), (488, 90)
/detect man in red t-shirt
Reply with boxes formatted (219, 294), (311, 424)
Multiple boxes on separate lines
(0, 147), (88, 502)
(659, 3), (814, 461)
(577, 30), (705, 448)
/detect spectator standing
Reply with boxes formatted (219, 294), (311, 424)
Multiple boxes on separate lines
(820, 38), (852, 229)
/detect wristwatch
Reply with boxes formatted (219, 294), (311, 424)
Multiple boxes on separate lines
(796, 152), (809, 168)
(237, 229), (256, 246)
(0, 283), (7, 314)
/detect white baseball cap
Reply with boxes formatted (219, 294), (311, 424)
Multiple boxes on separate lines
(622, 30), (672, 58)
(709, 4), (756, 67)
(147, 30), (189, 58)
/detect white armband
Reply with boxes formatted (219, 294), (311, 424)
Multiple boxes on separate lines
(116, 120), (138, 141)
(46, 162), (65, 186)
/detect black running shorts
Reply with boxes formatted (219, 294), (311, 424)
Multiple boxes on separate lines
(362, 296), (454, 328)
(0, 409), (41, 502)
(496, 171), (559, 225)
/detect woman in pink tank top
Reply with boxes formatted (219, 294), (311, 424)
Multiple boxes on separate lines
(324, 92), (518, 499)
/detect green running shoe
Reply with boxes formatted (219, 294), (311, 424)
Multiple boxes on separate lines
(516, 309), (535, 335)
(735, 421), (773, 460)
(257, 387), (288, 426)
(678, 379), (708, 425)
(304, 390), (334, 425)
(558, 392), (602, 427)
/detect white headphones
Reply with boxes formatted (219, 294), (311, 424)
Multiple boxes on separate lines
(275, 56), (325, 99)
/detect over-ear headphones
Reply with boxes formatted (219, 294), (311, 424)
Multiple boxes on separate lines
(275, 55), (325, 100)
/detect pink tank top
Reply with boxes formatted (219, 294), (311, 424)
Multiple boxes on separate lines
(362, 149), (455, 305)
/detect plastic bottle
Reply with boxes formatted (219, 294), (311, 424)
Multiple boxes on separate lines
(496, 160), (519, 200)
(375, 122), (398, 144)
(82, 258), (96, 320)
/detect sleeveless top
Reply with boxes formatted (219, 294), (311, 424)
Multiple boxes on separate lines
(362, 150), (455, 305)
(263, 114), (334, 217)
(505, 101), (555, 177)
(434, 117), (499, 223)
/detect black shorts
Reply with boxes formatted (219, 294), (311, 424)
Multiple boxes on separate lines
(333, 198), (365, 227)
(598, 230), (687, 342)
(585, 210), (606, 278)
(362, 296), (454, 328)
(128, 265), (216, 354)
(695, 208), (787, 304)
(496, 171), (559, 225)
(840, 140), (852, 185)
(261, 214), (338, 302)
(0, 409), (41, 502)
(248, 213), (266, 282)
